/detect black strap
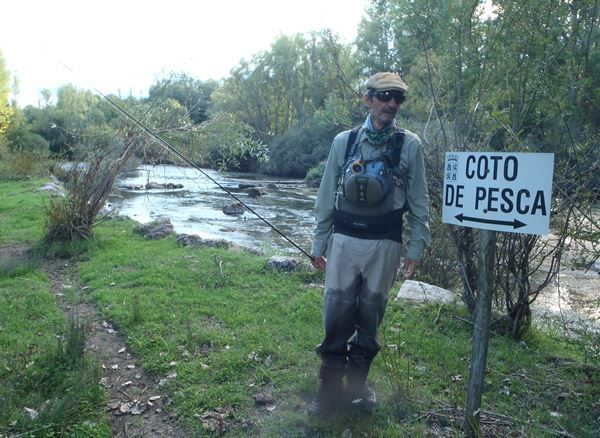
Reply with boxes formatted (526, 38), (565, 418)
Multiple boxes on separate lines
(344, 126), (361, 161)
(345, 127), (405, 168)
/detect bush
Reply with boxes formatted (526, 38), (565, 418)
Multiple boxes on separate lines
(0, 145), (50, 180)
(261, 118), (339, 177)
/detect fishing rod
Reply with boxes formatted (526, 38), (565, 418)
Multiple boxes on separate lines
(59, 66), (314, 260)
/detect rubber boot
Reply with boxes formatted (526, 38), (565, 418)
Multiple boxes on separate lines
(307, 365), (345, 416)
(346, 362), (377, 412)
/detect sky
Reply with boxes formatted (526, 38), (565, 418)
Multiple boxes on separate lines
(1, 0), (369, 108)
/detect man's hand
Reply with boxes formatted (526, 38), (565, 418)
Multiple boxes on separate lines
(402, 258), (419, 279)
(311, 256), (327, 272)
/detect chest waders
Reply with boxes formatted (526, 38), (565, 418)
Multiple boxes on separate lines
(333, 126), (406, 242)
(312, 127), (409, 416)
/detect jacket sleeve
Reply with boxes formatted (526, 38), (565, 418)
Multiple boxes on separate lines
(404, 138), (431, 261)
(310, 133), (345, 257)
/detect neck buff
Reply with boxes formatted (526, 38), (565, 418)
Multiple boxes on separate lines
(363, 115), (397, 145)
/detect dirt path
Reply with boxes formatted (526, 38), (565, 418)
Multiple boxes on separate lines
(43, 257), (190, 437)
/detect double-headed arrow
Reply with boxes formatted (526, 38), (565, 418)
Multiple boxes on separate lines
(455, 213), (526, 229)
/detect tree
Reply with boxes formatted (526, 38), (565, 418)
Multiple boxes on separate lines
(0, 49), (14, 136)
(147, 73), (217, 124)
(212, 32), (355, 141)
(357, 0), (599, 339)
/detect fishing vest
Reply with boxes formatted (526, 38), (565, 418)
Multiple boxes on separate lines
(333, 126), (407, 242)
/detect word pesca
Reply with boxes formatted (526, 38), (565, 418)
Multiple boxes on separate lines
(445, 154), (547, 216)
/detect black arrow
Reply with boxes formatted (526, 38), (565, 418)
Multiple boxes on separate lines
(455, 213), (526, 229)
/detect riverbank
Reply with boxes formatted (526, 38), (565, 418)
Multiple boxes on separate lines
(1, 179), (599, 436)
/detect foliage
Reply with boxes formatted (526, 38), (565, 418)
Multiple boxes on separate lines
(212, 31), (359, 143)
(4, 106), (49, 154)
(358, 0), (600, 337)
(192, 112), (269, 171)
(260, 117), (340, 177)
(305, 160), (326, 182)
(43, 130), (136, 243)
(0, 145), (50, 180)
(147, 73), (217, 124)
(0, 49), (13, 136)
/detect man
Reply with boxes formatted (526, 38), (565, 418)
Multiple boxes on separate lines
(309, 72), (431, 416)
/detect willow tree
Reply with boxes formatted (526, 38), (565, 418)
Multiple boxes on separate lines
(211, 31), (354, 142)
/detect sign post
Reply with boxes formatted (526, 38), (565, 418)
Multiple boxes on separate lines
(442, 152), (554, 436)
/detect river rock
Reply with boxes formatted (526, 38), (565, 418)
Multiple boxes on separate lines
(266, 256), (302, 272)
(394, 280), (458, 304)
(176, 234), (229, 249)
(145, 182), (183, 190)
(134, 217), (174, 240)
(247, 188), (264, 197)
(223, 203), (245, 216)
(266, 183), (277, 189)
(239, 183), (258, 189)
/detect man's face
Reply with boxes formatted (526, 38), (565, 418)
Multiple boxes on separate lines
(364, 90), (402, 130)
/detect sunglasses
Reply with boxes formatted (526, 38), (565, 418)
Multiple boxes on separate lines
(371, 90), (405, 104)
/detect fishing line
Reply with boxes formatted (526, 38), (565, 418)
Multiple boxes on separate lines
(57, 60), (314, 260)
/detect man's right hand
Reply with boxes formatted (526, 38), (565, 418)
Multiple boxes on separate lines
(311, 256), (327, 272)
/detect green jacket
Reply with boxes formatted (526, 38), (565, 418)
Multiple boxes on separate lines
(311, 126), (431, 261)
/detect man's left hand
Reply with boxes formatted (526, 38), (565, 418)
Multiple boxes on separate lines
(402, 258), (419, 279)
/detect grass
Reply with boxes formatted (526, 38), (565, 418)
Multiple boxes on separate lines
(0, 179), (110, 437)
(1, 178), (599, 437)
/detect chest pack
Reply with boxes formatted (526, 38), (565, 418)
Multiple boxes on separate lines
(341, 127), (404, 205)
(333, 126), (407, 242)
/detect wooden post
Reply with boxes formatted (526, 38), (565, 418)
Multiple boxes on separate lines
(464, 229), (496, 436)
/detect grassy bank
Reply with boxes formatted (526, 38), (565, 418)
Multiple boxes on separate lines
(1, 179), (598, 437)
(0, 180), (110, 437)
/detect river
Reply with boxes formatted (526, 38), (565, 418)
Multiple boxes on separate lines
(108, 164), (318, 254)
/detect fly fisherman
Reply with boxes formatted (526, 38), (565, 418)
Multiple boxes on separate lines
(309, 72), (431, 416)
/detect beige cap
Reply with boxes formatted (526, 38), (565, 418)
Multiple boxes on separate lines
(365, 72), (408, 92)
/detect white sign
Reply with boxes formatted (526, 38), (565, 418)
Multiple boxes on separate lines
(442, 152), (554, 235)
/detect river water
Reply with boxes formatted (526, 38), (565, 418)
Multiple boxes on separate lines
(108, 164), (318, 254)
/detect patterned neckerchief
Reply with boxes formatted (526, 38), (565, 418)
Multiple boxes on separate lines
(363, 115), (397, 145)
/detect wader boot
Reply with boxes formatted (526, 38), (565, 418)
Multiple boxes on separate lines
(307, 365), (345, 416)
(346, 362), (377, 412)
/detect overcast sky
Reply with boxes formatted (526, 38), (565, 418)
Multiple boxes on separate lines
(1, 0), (369, 107)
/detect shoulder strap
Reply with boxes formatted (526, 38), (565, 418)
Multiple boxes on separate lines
(345, 126), (361, 160)
(391, 129), (405, 167)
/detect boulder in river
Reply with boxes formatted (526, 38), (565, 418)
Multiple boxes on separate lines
(223, 203), (245, 216)
(247, 188), (264, 197)
(144, 182), (183, 190)
(239, 183), (258, 189)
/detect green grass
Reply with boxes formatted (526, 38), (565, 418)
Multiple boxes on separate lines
(1, 179), (599, 437)
(0, 179), (48, 245)
(0, 179), (110, 437)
